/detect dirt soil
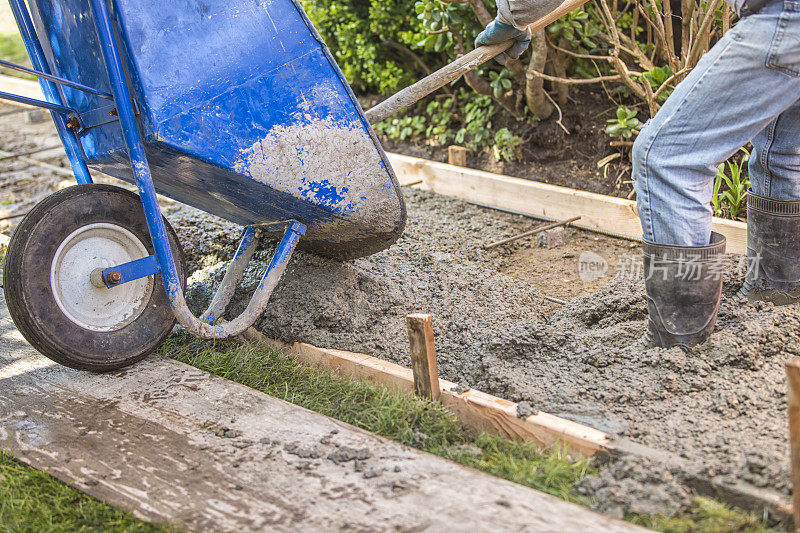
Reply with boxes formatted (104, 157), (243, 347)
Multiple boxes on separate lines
(0, 103), (794, 521)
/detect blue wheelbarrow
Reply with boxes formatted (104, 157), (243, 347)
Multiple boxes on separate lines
(0, 0), (525, 371)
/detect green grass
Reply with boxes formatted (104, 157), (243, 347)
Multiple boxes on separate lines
(630, 497), (770, 532)
(161, 334), (776, 532)
(0, 452), (168, 532)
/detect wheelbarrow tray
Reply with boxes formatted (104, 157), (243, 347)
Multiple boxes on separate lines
(28, 0), (405, 259)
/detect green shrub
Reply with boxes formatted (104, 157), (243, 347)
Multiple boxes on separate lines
(605, 106), (642, 139)
(301, 0), (430, 94)
(492, 128), (523, 162)
(713, 148), (750, 220)
(374, 115), (427, 141)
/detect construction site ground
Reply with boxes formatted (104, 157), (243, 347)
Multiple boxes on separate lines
(0, 104), (795, 525)
(0, 291), (648, 532)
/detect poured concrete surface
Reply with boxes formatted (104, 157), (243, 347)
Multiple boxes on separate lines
(0, 295), (646, 532)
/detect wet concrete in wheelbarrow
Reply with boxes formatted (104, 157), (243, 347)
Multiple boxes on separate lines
(170, 188), (798, 520)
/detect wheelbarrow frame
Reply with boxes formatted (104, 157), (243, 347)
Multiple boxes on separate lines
(3, 0), (306, 339)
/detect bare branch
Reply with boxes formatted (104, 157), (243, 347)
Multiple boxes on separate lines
(544, 90), (570, 134)
(652, 64), (690, 99)
(526, 30), (554, 119)
(687, 0), (723, 67)
(382, 41), (433, 76)
(597, 0), (648, 99)
(527, 69), (623, 84)
(467, 0), (493, 26)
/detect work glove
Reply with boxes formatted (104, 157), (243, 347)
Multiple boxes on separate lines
(474, 17), (532, 65)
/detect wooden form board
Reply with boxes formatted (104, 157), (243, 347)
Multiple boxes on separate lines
(787, 359), (800, 532)
(387, 153), (748, 255)
(244, 329), (611, 458)
(0, 298), (646, 533)
(406, 313), (441, 401)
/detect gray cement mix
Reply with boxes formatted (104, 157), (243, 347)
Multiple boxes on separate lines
(167, 188), (797, 518)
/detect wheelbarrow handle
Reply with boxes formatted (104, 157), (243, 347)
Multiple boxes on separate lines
(364, 0), (590, 125)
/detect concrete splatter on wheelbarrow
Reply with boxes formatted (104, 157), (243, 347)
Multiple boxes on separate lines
(234, 116), (403, 237)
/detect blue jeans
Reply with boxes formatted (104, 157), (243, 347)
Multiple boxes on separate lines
(633, 0), (800, 246)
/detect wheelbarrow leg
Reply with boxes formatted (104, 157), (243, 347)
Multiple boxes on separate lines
(200, 226), (260, 326)
(89, 0), (305, 340)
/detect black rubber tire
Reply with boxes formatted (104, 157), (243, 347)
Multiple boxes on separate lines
(3, 184), (186, 372)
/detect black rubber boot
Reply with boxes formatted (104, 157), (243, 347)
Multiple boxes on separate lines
(738, 193), (800, 305)
(643, 232), (727, 349)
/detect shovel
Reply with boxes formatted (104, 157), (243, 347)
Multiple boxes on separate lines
(365, 0), (590, 125)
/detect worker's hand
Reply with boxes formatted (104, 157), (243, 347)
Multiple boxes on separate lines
(474, 17), (532, 65)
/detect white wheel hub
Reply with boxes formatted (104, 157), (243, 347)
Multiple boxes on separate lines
(50, 223), (153, 332)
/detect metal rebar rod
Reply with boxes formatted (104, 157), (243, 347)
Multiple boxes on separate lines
(0, 106), (32, 117)
(0, 59), (113, 99)
(0, 148), (73, 177)
(484, 216), (582, 250)
(0, 210), (28, 221)
(0, 144), (63, 162)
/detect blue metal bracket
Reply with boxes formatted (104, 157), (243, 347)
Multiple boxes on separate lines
(78, 102), (120, 130)
(102, 255), (160, 289)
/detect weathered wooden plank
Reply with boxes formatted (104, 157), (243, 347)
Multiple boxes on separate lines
(0, 298), (645, 532)
(787, 359), (800, 532)
(406, 313), (441, 401)
(387, 153), (748, 255)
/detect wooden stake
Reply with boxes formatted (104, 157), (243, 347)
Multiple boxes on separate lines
(787, 358), (800, 532)
(406, 314), (441, 401)
(448, 146), (467, 167)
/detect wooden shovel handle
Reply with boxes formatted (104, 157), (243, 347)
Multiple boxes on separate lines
(364, 0), (590, 125)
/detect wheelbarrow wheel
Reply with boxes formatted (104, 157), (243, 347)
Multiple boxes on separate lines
(3, 184), (186, 372)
